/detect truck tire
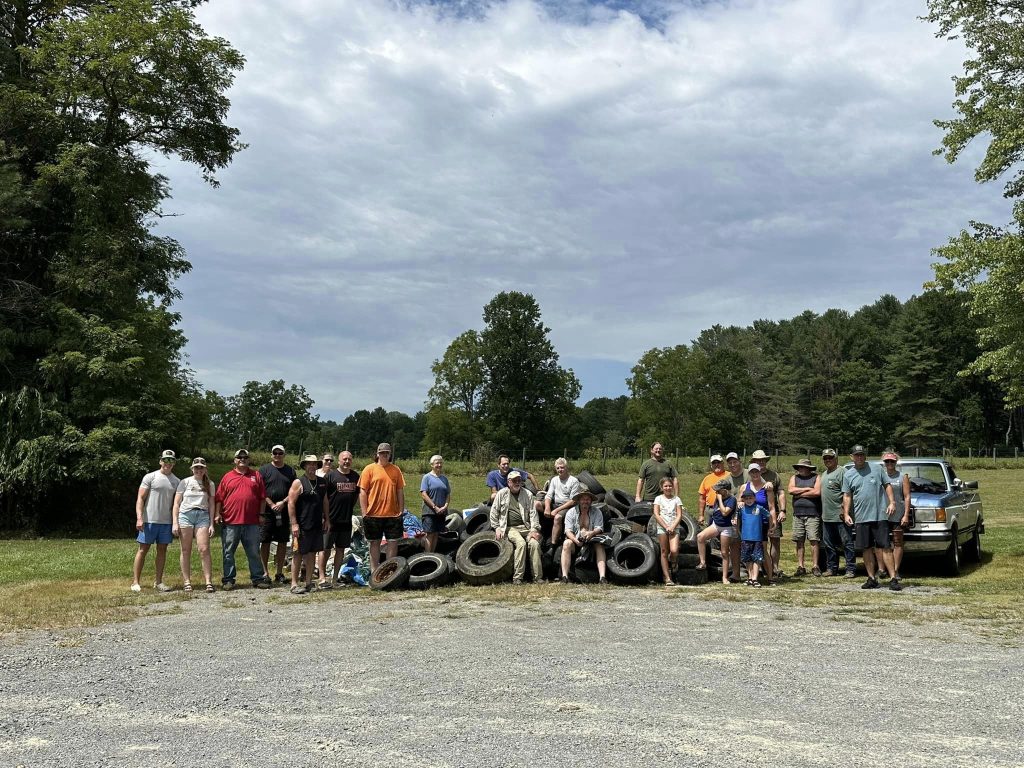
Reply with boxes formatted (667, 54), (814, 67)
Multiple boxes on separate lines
(445, 512), (466, 533)
(606, 534), (657, 585)
(407, 552), (451, 589)
(942, 526), (961, 576)
(370, 557), (410, 591)
(455, 531), (515, 585)
(464, 509), (492, 536)
(626, 502), (653, 526)
(577, 470), (606, 496)
(606, 489), (634, 512)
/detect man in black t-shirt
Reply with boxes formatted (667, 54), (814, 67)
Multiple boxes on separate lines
(259, 444), (297, 583)
(318, 449), (361, 586)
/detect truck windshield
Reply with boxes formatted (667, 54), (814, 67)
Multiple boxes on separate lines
(900, 464), (948, 493)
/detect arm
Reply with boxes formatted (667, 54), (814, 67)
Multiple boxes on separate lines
(420, 490), (436, 511)
(135, 486), (148, 532)
(172, 491), (183, 536)
(288, 480), (301, 537)
(652, 500), (669, 529)
(396, 488), (405, 516)
(489, 491), (504, 538)
(884, 479), (895, 516)
(774, 479), (786, 515)
(322, 490), (330, 532)
(672, 472), (679, 498)
(787, 476), (802, 498)
(842, 491), (853, 525)
(806, 476), (822, 499)
(901, 474), (911, 524)
(635, 475), (644, 502)
(439, 480), (450, 513)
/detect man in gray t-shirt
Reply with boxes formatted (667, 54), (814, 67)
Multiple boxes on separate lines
(132, 450), (180, 593)
(841, 445), (895, 589)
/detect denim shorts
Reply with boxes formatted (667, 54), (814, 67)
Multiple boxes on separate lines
(178, 508), (211, 529)
(137, 522), (172, 545)
(718, 525), (736, 538)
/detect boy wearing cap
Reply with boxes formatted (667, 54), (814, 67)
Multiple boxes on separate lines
(215, 449), (271, 589)
(131, 450), (180, 592)
(788, 459), (822, 576)
(738, 487), (771, 586)
(697, 455), (729, 528)
(357, 443), (406, 572)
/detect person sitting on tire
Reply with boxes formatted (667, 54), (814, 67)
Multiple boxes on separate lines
(543, 457), (581, 546)
(696, 479), (737, 583)
(489, 471), (543, 584)
(560, 488), (609, 584)
(486, 455), (537, 501)
(652, 477), (684, 586)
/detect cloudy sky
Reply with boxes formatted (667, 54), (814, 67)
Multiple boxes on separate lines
(155, 0), (1007, 421)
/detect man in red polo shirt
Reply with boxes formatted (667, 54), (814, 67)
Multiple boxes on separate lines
(214, 449), (271, 590)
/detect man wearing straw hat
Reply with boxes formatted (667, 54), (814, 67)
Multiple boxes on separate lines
(287, 454), (330, 595)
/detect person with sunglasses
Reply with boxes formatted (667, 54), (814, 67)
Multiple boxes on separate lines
(172, 457), (216, 593)
(259, 444), (296, 584)
(131, 450), (180, 592)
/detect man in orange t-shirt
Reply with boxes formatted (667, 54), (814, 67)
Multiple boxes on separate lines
(358, 442), (406, 571)
(697, 454), (729, 527)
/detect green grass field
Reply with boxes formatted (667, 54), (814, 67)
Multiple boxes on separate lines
(1, 466), (1021, 637)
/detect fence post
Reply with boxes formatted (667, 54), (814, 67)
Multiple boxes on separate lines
(521, 448), (526, 468)
(602, 446), (607, 474)
(969, 447), (972, 458)
(993, 446), (997, 460)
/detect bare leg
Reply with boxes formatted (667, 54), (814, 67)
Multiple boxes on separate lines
(368, 539), (382, 573)
(594, 543), (606, 579)
(658, 533), (671, 582)
(195, 527), (213, 586)
(697, 526), (717, 567)
(810, 540), (820, 572)
(732, 540), (742, 581)
(179, 528), (194, 585)
(385, 538), (398, 562)
(721, 536), (732, 583)
(863, 547), (877, 578)
(551, 515), (564, 546)
(561, 540), (575, 579)
(770, 536), (781, 575)
(154, 544), (168, 585)
(425, 533), (438, 553)
(749, 561), (759, 582)
(303, 553), (316, 587)
(132, 543), (151, 586)
(317, 550), (329, 585)
(795, 539), (805, 569)
(879, 547), (896, 576)
(332, 548), (344, 581)
(274, 543), (286, 578)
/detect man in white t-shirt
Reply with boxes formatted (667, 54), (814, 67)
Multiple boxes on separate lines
(543, 458), (581, 545)
(131, 449), (180, 592)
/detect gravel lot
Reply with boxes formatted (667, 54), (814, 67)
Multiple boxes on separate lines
(0, 586), (1021, 768)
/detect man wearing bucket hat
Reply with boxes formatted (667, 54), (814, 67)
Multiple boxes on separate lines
(788, 459), (822, 576)
(131, 449), (180, 592)
(842, 445), (896, 589)
(215, 449), (272, 589)
(751, 449), (786, 578)
(286, 455), (330, 594)
(357, 443), (406, 572)
(561, 488), (609, 584)
(489, 470), (543, 584)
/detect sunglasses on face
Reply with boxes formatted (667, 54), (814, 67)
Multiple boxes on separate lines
(323, 458), (334, 463)
(272, 451), (284, 456)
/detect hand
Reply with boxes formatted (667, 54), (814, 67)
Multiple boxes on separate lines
(529, 531), (541, 542)
(291, 523), (299, 538)
(438, 504), (448, 514)
(495, 528), (505, 541)
(324, 519), (331, 533)
(900, 515), (910, 528)
(778, 511), (786, 523)
(136, 518), (144, 532)
(886, 502), (896, 516)
(275, 501), (286, 511)
(172, 524), (180, 538)
(843, 515), (853, 526)
(207, 525), (215, 538)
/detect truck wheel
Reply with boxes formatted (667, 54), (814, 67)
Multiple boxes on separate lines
(942, 526), (961, 576)
(962, 525), (982, 564)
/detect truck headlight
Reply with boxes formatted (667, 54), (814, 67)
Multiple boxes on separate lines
(916, 508), (945, 522)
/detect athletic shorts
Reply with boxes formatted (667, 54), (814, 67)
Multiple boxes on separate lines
(791, 516), (821, 543)
(323, 521), (352, 552)
(260, 511), (290, 544)
(297, 527), (324, 555)
(856, 521), (891, 550)
(718, 525), (736, 538)
(137, 523), (172, 545)
(363, 515), (403, 541)
(178, 508), (211, 529)
(740, 540), (764, 564)
(420, 512), (447, 534)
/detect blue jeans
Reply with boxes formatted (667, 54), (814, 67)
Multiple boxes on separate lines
(221, 524), (267, 585)
(823, 521), (856, 573)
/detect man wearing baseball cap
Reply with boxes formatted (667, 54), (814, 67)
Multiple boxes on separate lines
(697, 454), (729, 528)
(286, 455), (330, 594)
(841, 445), (896, 589)
(489, 470), (543, 584)
(258, 444), (296, 584)
(214, 449), (271, 589)
(357, 443), (406, 572)
(820, 448), (856, 577)
(131, 450), (180, 592)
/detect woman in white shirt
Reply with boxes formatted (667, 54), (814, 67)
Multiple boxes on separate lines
(172, 457), (216, 593)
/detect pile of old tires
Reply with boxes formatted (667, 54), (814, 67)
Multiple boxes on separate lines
(368, 474), (710, 590)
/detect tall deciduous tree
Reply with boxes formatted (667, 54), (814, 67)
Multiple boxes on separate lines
(220, 380), (317, 452)
(927, 0), (1024, 407)
(0, 1), (244, 530)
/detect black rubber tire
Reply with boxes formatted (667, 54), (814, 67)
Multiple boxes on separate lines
(678, 513), (699, 546)
(674, 568), (708, 586)
(603, 505), (625, 520)
(942, 527), (961, 576)
(464, 509), (492, 536)
(406, 552), (451, 589)
(677, 553), (701, 569)
(395, 537), (424, 558)
(434, 531), (461, 554)
(370, 557), (410, 591)
(574, 561), (601, 584)
(962, 524), (983, 564)
(606, 488), (634, 513)
(455, 531), (515, 585)
(607, 534), (658, 585)
(577, 470), (606, 496)
(444, 555), (460, 583)
(542, 543), (561, 580)
(445, 512), (466, 533)
(610, 518), (642, 536)
(627, 502), (653, 525)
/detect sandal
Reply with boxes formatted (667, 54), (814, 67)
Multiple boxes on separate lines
(745, 579), (755, 587)
(290, 584), (307, 595)
(696, 563), (706, 570)
(205, 583), (215, 593)
(317, 580), (332, 590)
(183, 582), (193, 592)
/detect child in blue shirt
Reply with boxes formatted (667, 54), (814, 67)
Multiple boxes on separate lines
(739, 487), (773, 587)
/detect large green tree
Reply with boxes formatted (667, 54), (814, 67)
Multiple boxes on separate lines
(220, 380), (317, 452)
(927, 0), (1024, 408)
(0, 1), (243, 530)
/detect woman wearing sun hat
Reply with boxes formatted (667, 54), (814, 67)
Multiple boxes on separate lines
(286, 454), (330, 594)
(880, 450), (911, 591)
(172, 457), (216, 593)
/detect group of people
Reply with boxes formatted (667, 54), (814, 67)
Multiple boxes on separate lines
(131, 441), (912, 593)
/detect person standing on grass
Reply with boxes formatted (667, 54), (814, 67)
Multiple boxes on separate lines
(820, 448), (856, 578)
(215, 449), (271, 590)
(287, 455), (330, 595)
(881, 450), (912, 588)
(543, 457), (581, 545)
(560, 488), (608, 585)
(738, 487), (772, 587)
(171, 457), (216, 594)
(258, 445), (296, 584)
(842, 445), (897, 591)
(358, 443), (406, 573)
(420, 455), (451, 553)
(653, 476), (684, 585)
(490, 471), (543, 584)
(697, 479), (738, 583)
(131, 450), (180, 593)
(636, 442), (678, 502)
(788, 459), (823, 576)
(740, 464), (777, 585)
(319, 450), (360, 585)
(697, 454), (729, 527)
(751, 449), (786, 579)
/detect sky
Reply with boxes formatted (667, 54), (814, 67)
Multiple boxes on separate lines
(154, 0), (1009, 422)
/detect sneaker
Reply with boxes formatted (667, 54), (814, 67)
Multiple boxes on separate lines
(254, 580), (271, 590)
(889, 578), (903, 592)
(794, 566), (807, 576)
(512, 578), (524, 585)
(812, 567), (822, 577)
(559, 576), (570, 584)
(664, 580), (676, 586)
(130, 583), (142, 593)
(274, 573), (286, 584)
(728, 577), (740, 584)
(844, 571), (857, 579)
(822, 569), (837, 577)
(222, 582), (235, 591)
(154, 582), (172, 592)
(861, 577), (880, 590)
(598, 577), (609, 585)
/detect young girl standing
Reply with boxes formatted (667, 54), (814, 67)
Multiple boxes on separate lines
(653, 476), (684, 585)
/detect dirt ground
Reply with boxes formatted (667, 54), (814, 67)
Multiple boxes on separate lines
(0, 586), (1021, 768)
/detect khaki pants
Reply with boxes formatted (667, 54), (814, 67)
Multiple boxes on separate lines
(507, 526), (543, 582)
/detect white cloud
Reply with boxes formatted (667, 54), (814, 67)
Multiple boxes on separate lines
(155, 0), (1007, 416)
